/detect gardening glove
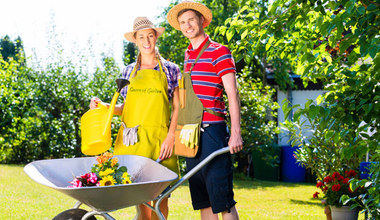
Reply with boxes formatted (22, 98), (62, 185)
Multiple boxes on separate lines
(121, 123), (139, 146)
(179, 124), (198, 149)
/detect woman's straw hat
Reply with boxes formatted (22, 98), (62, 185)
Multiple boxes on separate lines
(167, 0), (212, 31)
(124, 17), (165, 42)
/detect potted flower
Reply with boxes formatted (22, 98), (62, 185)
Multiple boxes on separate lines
(69, 152), (132, 187)
(314, 170), (365, 220)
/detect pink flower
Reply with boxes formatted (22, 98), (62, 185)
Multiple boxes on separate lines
(87, 173), (98, 184)
(70, 178), (82, 188)
(313, 192), (320, 198)
(332, 172), (342, 181)
(324, 176), (333, 183)
(342, 178), (350, 184)
(345, 170), (357, 178)
(316, 181), (324, 188)
(331, 184), (341, 192)
(338, 175), (344, 181)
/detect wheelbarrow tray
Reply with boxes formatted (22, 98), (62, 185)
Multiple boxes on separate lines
(24, 155), (178, 212)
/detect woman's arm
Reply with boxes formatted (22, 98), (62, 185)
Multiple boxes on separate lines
(159, 87), (179, 160)
(89, 97), (124, 116)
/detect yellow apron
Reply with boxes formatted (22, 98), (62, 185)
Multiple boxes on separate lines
(114, 61), (179, 175)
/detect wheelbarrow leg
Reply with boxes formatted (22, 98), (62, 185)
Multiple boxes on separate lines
(132, 205), (141, 220)
(73, 201), (82, 209)
(136, 202), (166, 220)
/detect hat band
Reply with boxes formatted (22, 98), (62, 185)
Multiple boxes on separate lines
(134, 24), (155, 31)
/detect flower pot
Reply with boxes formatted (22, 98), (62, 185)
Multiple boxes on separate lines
(330, 206), (358, 220)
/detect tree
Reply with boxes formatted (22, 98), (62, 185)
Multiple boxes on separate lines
(0, 35), (25, 64)
(219, 0), (379, 214)
(123, 40), (136, 66)
(0, 53), (121, 163)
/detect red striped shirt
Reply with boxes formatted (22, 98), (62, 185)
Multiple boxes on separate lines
(184, 35), (236, 123)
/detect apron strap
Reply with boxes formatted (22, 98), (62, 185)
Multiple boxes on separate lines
(130, 58), (163, 78)
(157, 58), (164, 73)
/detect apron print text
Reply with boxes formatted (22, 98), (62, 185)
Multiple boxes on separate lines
(129, 86), (162, 94)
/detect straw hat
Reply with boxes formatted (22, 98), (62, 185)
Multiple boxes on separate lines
(124, 17), (165, 43)
(167, 0), (212, 31)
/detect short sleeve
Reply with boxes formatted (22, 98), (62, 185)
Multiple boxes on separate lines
(120, 63), (136, 98)
(212, 46), (236, 77)
(173, 64), (181, 88)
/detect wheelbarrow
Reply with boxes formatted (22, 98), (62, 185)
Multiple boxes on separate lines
(24, 147), (230, 220)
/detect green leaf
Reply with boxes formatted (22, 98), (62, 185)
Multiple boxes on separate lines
(325, 55), (332, 63)
(320, 22), (330, 36)
(357, 6), (365, 15)
(241, 29), (248, 40)
(226, 29), (235, 42)
(339, 39), (351, 54)
(366, 4), (376, 11)
(369, 46), (378, 59)
(325, 130), (334, 140)
(363, 103), (373, 115)
(293, 108), (302, 122)
(309, 105), (319, 120)
(316, 95), (324, 105)
(360, 43), (369, 57)
(240, 5), (249, 13)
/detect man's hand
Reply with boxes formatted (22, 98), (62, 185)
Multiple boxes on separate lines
(228, 133), (243, 154)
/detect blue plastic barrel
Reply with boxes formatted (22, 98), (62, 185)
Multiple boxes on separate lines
(360, 162), (378, 179)
(281, 146), (306, 182)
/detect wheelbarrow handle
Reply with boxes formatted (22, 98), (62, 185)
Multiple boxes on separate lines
(157, 146), (230, 200)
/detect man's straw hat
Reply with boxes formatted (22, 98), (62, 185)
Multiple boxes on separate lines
(124, 17), (165, 43)
(167, 1), (212, 31)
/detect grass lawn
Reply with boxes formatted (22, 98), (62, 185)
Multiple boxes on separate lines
(0, 164), (366, 219)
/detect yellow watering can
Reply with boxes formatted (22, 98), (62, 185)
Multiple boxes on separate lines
(81, 78), (130, 155)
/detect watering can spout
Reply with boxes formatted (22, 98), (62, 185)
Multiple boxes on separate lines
(103, 78), (130, 136)
(81, 78), (129, 155)
(116, 78), (130, 93)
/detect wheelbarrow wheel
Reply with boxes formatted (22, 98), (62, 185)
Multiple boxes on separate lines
(52, 208), (97, 220)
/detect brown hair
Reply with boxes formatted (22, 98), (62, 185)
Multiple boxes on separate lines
(131, 29), (169, 77)
(177, 9), (203, 20)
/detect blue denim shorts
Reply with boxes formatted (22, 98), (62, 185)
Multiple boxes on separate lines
(185, 123), (236, 213)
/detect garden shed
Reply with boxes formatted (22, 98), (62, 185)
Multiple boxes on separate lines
(266, 70), (325, 182)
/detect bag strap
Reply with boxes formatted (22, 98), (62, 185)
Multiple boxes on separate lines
(184, 40), (225, 119)
(204, 108), (225, 118)
(185, 40), (211, 74)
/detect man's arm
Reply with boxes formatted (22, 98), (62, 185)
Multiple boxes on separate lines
(222, 73), (243, 154)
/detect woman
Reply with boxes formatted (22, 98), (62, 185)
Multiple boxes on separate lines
(90, 16), (180, 220)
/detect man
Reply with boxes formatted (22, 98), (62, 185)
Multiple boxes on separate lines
(167, 1), (243, 219)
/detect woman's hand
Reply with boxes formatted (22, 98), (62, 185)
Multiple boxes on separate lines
(89, 97), (102, 109)
(159, 133), (175, 160)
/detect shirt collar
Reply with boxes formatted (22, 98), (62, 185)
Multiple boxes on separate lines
(186, 35), (210, 53)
